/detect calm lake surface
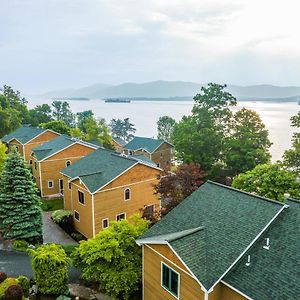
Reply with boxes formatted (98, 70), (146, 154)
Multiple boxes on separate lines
(29, 99), (299, 162)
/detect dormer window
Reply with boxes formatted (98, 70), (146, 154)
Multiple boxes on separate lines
(124, 188), (131, 201)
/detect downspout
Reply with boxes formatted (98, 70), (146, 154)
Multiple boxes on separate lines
(39, 162), (43, 197)
(92, 193), (95, 237)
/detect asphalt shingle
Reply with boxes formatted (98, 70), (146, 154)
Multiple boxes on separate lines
(1, 125), (46, 144)
(125, 136), (168, 153)
(137, 181), (285, 291)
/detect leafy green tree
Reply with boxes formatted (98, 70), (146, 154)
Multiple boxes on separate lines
(28, 104), (53, 126)
(72, 215), (149, 299)
(1, 85), (29, 123)
(69, 127), (84, 139)
(51, 101), (75, 127)
(0, 95), (22, 136)
(0, 150), (43, 242)
(283, 111), (300, 174)
(157, 116), (176, 143)
(109, 118), (136, 142)
(29, 244), (69, 294)
(0, 142), (7, 177)
(77, 110), (94, 132)
(225, 108), (271, 176)
(40, 120), (70, 135)
(84, 117), (112, 148)
(232, 164), (300, 202)
(173, 83), (236, 173)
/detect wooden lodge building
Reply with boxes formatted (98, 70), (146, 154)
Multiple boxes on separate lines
(124, 136), (174, 170)
(137, 181), (300, 300)
(31, 135), (99, 198)
(112, 137), (126, 153)
(1, 125), (60, 164)
(60, 148), (162, 238)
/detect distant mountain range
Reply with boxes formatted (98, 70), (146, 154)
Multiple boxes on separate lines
(36, 81), (300, 102)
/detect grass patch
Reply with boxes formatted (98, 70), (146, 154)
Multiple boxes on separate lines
(41, 198), (64, 211)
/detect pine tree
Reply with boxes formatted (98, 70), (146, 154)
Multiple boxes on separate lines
(0, 150), (43, 243)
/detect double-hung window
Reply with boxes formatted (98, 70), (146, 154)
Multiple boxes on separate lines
(78, 191), (85, 205)
(161, 263), (179, 298)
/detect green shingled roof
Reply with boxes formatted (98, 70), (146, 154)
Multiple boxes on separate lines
(137, 181), (285, 291)
(61, 148), (159, 193)
(32, 135), (98, 161)
(1, 125), (46, 144)
(125, 136), (171, 153)
(113, 137), (126, 146)
(223, 198), (300, 299)
(132, 154), (157, 167)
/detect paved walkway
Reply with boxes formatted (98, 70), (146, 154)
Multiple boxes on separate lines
(0, 250), (81, 282)
(43, 212), (77, 245)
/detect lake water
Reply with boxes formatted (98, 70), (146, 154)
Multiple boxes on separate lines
(29, 98), (299, 162)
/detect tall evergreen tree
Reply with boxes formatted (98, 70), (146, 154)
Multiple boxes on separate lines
(0, 150), (43, 243)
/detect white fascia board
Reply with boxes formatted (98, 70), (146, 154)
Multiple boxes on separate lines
(220, 281), (254, 300)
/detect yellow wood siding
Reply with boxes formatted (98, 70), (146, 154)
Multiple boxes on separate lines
(23, 130), (59, 162)
(143, 244), (205, 300)
(150, 142), (173, 170)
(8, 139), (24, 158)
(32, 143), (95, 197)
(214, 283), (248, 300)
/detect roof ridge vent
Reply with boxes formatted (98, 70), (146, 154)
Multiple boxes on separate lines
(263, 237), (270, 250)
(245, 255), (251, 267)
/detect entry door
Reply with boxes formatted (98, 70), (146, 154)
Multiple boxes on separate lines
(59, 179), (64, 195)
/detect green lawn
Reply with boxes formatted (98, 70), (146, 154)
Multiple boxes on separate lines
(41, 198), (64, 211)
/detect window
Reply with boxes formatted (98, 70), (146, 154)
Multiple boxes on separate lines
(124, 188), (130, 201)
(116, 213), (126, 221)
(129, 150), (133, 156)
(161, 263), (179, 298)
(78, 191), (85, 205)
(29, 159), (33, 165)
(34, 162), (37, 170)
(15, 146), (19, 151)
(68, 182), (72, 190)
(74, 211), (80, 221)
(157, 163), (160, 168)
(143, 204), (155, 219)
(48, 180), (54, 188)
(66, 160), (71, 167)
(102, 218), (109, 229)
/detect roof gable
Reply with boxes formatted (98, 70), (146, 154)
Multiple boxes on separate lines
(125, 136), (172, 153)
(1, 126), (46, 144)
(137, 181), (285, 291)
(223, 198), (300, 299)
(61, 149), (161, 193)
(32, 135), (98, 161)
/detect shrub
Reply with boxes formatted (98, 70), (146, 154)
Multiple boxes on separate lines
(61, 244), (78, 257)
(3, 285), (23, 300)
(0, 272), (7, 284)
(12, 240), (29, 252)
(0, 278), (19, 298)
(72, 214), (149, 299)
(28, 244), (70, 294)
(52, 210), (73, 225)
(70, 232), (85, 242)
(16, 276), (30, 297)
(41, 198), (64, 211)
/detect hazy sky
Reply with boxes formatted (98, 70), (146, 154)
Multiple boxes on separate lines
(1, 0), (300, 93)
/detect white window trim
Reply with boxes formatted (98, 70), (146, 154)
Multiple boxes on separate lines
(74, 210), (80, 222)
(66, 160), (72, 167)
(102, 218), (109, 229)
(161, 262), (180, 299)
(116, 212), (126, 221)
(124, 188), (131, 201)
(78, 190), (85, 206)
(48, 180), (54, 189)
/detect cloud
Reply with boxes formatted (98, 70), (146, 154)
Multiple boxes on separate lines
(0, 0), (299, 93)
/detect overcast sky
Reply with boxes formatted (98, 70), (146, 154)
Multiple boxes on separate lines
(1, 0), (300, 93)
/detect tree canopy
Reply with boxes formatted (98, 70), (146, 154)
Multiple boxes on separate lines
(51, 101), (75, 127)
(157, 116), (176, 143)
(28, 104), (53, 126)
(109, 118), (136, 142)
(72, 215), (149, 299)
(283, 111), (300, 174)
(0, 150), (43, 242)
(40, 120), (71, 135)
(154, 163), (206, 216)
(225, 108), (271, 176)
(232, 163), (300, 202)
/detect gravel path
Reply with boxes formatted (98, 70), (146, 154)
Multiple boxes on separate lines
(43, 212), (77, 245)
